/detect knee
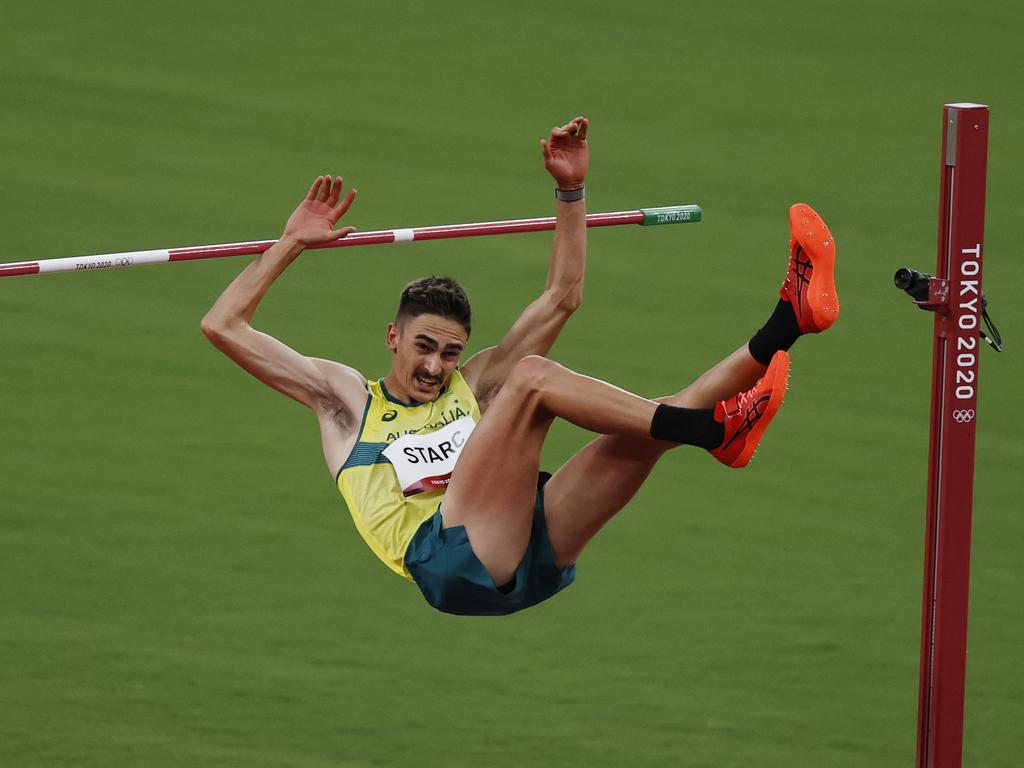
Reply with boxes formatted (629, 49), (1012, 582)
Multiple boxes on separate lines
(506, 355), (558, 398)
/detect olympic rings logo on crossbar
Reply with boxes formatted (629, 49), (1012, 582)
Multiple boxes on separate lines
(952, 409), (975, 423)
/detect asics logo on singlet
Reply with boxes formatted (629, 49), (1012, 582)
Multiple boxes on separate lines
(382, 410), (398, 422)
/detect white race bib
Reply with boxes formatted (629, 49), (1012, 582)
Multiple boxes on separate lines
(382, 416), (477, 495)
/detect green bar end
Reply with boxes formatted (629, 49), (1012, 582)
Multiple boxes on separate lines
(640, 205), (702, 225)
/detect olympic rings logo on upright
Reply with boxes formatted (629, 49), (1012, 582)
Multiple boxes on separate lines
(952, 409), (975, 423)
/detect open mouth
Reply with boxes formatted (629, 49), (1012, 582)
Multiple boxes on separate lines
(414, 374), (439, 389)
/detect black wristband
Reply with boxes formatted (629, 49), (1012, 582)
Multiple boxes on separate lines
(555, 185), (585, 202)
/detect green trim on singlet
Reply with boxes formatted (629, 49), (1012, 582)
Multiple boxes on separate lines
(379, 378), (452, 407)
(336, 392), (374, 482)
(338, 441), (390, 476)
(379, 379), (425, 407)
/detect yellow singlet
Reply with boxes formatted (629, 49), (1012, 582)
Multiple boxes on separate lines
(336, 370), (481, 579)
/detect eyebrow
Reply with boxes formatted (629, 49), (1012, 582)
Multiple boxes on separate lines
(414, 334), (465, 352)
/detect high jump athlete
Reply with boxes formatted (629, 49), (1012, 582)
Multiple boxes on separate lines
(201, 116), (839, 615)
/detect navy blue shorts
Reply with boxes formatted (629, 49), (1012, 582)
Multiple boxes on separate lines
(404, 472), (576, 616)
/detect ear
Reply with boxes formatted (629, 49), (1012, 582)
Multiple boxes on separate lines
(385, 322), (399, 352)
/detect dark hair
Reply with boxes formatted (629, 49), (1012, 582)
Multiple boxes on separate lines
(396, 276), (472, 334)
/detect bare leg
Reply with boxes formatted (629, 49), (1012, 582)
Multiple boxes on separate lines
(543, 344), (766, 566)
(443, 355), (663, 585)
(666, 344), (768, 410)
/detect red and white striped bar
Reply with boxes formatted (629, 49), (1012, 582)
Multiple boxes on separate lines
(916, 103), (989, 768)
(0, 205), (700, 279)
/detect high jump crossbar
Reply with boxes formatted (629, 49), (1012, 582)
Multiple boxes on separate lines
(895, 103), (996, 768)
(0, 204), (701, 279)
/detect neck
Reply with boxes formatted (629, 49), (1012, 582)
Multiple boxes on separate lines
(382, 371), (413, 403)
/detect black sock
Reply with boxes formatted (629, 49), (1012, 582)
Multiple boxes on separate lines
(650, 404), (724, 449)
(748, 298), (802, 365)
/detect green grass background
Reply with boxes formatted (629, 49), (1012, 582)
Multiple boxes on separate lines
(2, 1), (1022, 765)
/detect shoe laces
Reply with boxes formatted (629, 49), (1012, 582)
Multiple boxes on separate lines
(721, 385), (756, 418)
(736, 388), (755, 409)
(734, 377), (773, 419)
(734, 386), (759, 413)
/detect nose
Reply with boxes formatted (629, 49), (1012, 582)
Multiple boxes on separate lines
(423, 355), (442, 377)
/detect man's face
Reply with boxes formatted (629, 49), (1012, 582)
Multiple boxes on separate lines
(386, 313), (469, 403)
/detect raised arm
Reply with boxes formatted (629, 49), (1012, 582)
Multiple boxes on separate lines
(201, 176), (369, 470)
(461, 116), (590, 408)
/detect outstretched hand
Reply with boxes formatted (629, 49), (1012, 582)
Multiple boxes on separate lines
(283, 175), (358, 246)
(541, 116), (589, 189)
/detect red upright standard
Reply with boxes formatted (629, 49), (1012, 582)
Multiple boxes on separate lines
(902, 103), (990, 768)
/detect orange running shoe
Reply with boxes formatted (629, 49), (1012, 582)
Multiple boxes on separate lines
(783, 203), (839, 334)
(710, 350), (790, 468)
